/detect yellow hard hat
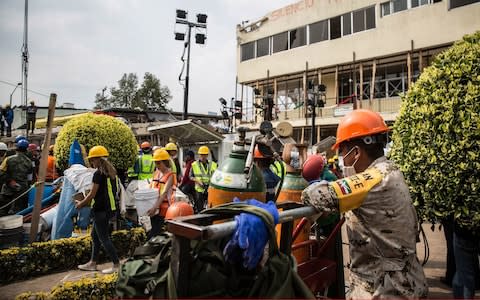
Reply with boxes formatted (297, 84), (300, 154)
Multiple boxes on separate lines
(153, 149), (170, 161)
(198, 146), (209, 155)
(88, 145), (109, 158)
(328, 158), (335, 164)
(165, 142), (178, 151)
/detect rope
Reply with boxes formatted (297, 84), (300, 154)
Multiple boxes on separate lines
(0, 181), (41, 210)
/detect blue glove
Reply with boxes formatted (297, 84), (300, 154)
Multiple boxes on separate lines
(223, 198), (279, 269)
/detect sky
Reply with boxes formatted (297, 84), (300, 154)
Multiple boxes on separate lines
(0, 0), (294, 115)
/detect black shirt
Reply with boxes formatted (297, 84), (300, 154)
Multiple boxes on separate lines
(92, 170), (117, 212)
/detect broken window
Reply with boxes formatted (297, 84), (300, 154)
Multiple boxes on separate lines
(241, 42), (255, 61)
(330, 16), (341, 39)
(310, 19), (329, 43)
(272, 31), (288, 53)
(290, 26), (306, 49)
(256, 37), (270, 57)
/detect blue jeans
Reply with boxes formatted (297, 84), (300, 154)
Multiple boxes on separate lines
(91, 210), (119, 264)
(452, 231), (479, 298)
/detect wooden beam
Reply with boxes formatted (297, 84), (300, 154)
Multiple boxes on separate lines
(407, 52), (412, 86)
(359, 63), (363, 109)
(301, 127), (305, 144)
(370, 60), (376, 109)
(334, 65), (339, 104)
(273, 78), (278, 120)
(30, 93), (56, 243)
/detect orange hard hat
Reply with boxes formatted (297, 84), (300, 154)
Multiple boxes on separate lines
(141, 141), (152, 150)
(332, 109), (389, 150)
(254, 145), (265, 159)
(165, 202), (194, 220)
(302, 154), (325, 182)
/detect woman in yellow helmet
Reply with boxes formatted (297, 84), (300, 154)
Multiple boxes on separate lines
(75, 145), (120, 274)
(147, 148), (176, 239)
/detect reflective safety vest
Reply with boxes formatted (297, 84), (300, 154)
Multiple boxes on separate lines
(46, 155), (58, 181)
(152, 171), (176, 217)
(138, 154), (155, 180)
(169, 158), (177, 175)
(191, 160), (217, 193)
(270, 160), (286, 178)
(91, 176), (120, 213)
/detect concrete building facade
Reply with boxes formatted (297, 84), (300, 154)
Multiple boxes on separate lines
(236, 0), (480, 144)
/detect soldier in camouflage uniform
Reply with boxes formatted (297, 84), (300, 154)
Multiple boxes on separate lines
(0, 139), (33, 216)
(301, 109), (428, 298)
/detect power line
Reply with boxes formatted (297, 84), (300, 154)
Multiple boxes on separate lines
(0, 79), (50, 99)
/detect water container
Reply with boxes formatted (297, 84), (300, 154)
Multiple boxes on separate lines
(134, 188), (158, 217)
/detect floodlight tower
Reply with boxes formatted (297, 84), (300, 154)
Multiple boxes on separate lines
(175, 10), (207, 120)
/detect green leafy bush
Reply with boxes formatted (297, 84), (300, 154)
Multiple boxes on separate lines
(54, 113), (137, 170)
(0, 228), (145, 284)
(390, 31), (480, 229)
(15, 273), (117, 300)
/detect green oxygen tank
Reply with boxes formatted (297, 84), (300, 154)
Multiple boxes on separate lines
(207, 129), (266, 208)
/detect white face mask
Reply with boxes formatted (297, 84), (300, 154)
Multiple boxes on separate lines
(341, 146), (359, 177)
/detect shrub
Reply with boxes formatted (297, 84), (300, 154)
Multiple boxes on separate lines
(15, 274), (117, 300)
(54, 113), (137, 171)
(390, 31), (480, 229)
(0, 227), (145, 284)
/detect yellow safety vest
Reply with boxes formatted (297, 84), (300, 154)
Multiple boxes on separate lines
(270, 160), (286, 178)
(191, 160), (217, 193)
(138, 154), (154, 180)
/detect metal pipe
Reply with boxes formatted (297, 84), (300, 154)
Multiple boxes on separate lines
(190, 205), (318, 241)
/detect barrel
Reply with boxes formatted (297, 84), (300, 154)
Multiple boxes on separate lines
(276, 172), (309, 264)
(0, 215), (24, 249)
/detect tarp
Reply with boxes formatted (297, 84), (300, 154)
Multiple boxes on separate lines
(147, 119), (224, 146)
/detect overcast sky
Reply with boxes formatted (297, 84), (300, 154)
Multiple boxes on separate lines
(0, 0), (293, 115)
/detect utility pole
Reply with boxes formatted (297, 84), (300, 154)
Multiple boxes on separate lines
(175, 10), (207, 120)
(21, 0), (29, 137)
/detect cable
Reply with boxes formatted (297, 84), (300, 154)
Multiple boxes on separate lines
(0, 182), (39, 210)
(0, 79), (49, 98)
(420, 224), (430, 266)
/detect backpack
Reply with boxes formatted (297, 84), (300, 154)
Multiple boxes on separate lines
(116, 203), (315, 299)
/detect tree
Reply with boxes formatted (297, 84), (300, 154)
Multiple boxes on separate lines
(136, 72), (171, 110)
(390, 31), (480, 229)
(110, 73), (139, 108)
(94, 73), (171, 110)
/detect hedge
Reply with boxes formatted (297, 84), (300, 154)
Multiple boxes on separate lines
(390, 31), (480, 229)
(54, 113), (138, 171)
(15, 273), (117, 300)
(0, 227), (145, 284)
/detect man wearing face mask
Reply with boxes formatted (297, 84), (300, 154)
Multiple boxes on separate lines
(301, 109), (427, 298)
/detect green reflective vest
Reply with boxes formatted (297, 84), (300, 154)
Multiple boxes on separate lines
(138, 154), (155, 180)
(191, 160), (217, 193)
(270, 160), (286, 178)
(169, 158), (177, 175)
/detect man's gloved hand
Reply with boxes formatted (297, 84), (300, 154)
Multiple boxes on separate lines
(223, 198), (279, 270)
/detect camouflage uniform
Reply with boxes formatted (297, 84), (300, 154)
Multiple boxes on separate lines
(0, 152), (33, 215)
(302, 157), (428, 298)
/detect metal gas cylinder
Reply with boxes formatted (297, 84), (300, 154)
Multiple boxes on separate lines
(276, 172), (310, 263)
(207, 128), (266, 207)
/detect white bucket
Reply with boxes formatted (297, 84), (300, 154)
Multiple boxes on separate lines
(40, 205), (58, 231)
(134, 188), (158, 217)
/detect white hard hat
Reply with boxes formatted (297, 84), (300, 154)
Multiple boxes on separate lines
(0, 142), (7, 151)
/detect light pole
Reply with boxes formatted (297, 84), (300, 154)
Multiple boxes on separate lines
(307, 83), (326, 146)
(9, 82), (22, 107)
(175, 10), (207, 120)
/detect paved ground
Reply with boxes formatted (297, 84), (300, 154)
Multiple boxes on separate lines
(0, 223), (477, 299)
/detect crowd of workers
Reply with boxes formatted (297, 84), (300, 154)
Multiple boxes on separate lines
(0, 108), (477, 298)
(0, 135), (58, 216)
